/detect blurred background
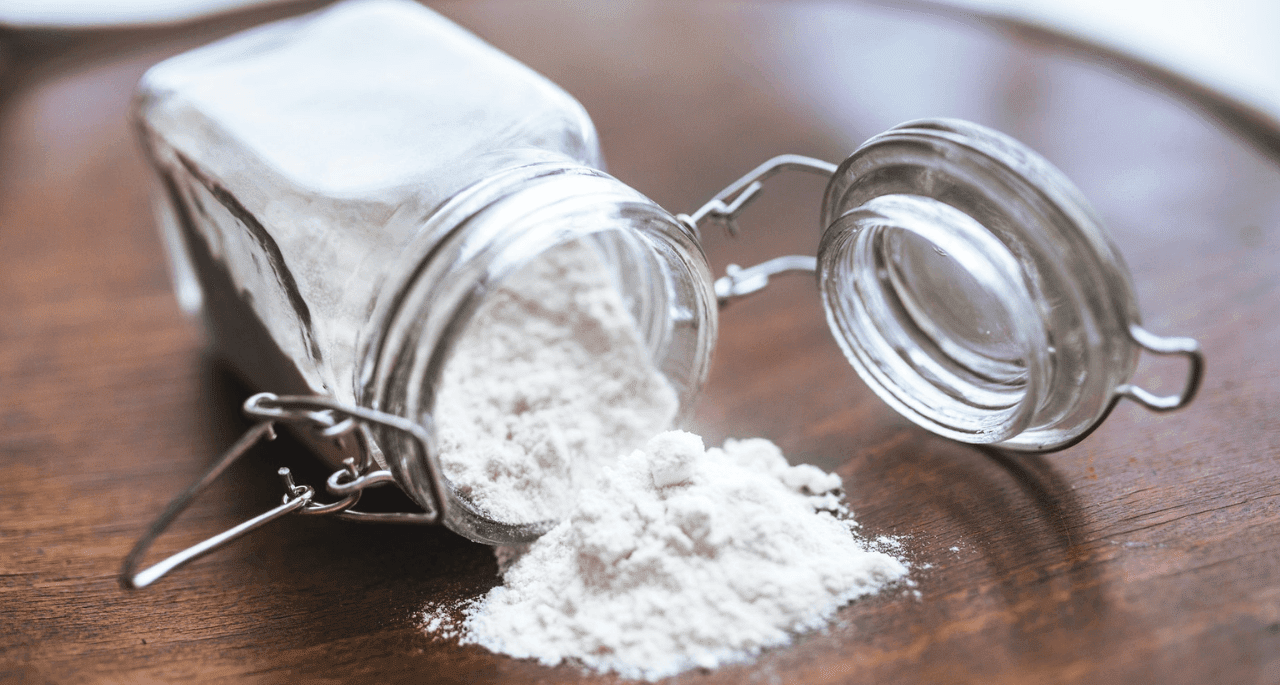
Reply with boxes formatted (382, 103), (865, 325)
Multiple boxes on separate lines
(2, 1), (1278, 683)
(4, 0), (1278, 150)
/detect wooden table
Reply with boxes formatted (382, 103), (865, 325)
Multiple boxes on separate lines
(2, 2), (1278, 682)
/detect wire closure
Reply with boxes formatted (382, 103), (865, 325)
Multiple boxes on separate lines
(713, 255), (818, 304)
(1014, 324), (1206, 452)
(119, 393), (442, 589)
(1118, 324), (1205, 412)
(677, 154), (837, 236)
(677, 154), (836, 307)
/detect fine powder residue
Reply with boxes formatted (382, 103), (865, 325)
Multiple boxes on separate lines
(434, 240), (678, 523)
(425, 239), (909, 679)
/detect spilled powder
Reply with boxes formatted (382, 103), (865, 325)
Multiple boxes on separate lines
(424, 431), (908, 680)
(424, 240), (909, 679)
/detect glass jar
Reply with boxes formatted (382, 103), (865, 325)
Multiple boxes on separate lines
(134, 0), (717, 545)
(124, 0), (1201, 586)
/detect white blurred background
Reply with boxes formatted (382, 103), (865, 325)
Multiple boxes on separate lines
(3, 0), (1275, 134)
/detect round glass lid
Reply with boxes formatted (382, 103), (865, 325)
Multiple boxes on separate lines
(816, 118), (1202, 451)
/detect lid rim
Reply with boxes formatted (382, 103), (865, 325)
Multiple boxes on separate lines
(819, 118), (1142, 451)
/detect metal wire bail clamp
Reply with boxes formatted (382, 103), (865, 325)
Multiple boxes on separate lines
(119, 393), (444, 589)
(677, 154), (837, 308)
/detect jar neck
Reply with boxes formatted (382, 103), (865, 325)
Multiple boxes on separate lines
(358, 157), (717, 535)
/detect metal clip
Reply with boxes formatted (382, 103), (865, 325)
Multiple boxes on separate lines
(120, 393), (442, 589)
(1117, 324), (1205, 412)
(1035, 324), (1206, 452)
(714, 256), (818, 307)
(678, 154), (837, 237)
(679, 154), (835, 306)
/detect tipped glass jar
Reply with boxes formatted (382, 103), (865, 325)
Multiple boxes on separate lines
(123, 0), (1200, 587)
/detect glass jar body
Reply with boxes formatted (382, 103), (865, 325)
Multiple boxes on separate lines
(136, 0), (603, 408)
(134, 0), (718, 536)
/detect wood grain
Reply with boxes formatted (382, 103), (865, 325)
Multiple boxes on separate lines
(2, 2), (1278, 683)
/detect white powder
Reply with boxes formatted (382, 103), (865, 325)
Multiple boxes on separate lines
(426, 240), (909, 679)
(435, 240), (678, 523)
(422, 432), (909, 680)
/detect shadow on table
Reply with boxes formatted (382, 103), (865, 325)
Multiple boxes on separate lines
(843, 420), (1128, 678)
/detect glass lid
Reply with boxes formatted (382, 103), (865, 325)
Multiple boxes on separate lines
(686, 118), (1203, 452)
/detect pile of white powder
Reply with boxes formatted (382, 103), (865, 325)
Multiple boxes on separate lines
(427, 239), (909, 680)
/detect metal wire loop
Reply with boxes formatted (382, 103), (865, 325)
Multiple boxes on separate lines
(120, 394), (443, 589)
(714, 255), (818, 307)
(677, 153), (837, 237)
(120, 422), (304, 589)
(274, 466), (361, 516)
(242, 393), (448, 519)
(678, 154), (836, 307)
(1117, 324), (1205, 412)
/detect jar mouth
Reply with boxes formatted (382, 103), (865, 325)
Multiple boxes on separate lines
(819, 119), (1142, 451)
(362, 161), (717, 541)
(820, 194), (1049, 443)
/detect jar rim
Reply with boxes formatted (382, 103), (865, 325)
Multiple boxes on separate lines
(360, 159), (717, 541)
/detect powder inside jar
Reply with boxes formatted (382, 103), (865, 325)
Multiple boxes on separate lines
(434, 239), (678, 524)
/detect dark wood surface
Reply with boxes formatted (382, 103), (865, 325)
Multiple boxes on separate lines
(3, 2), (1279, 683)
